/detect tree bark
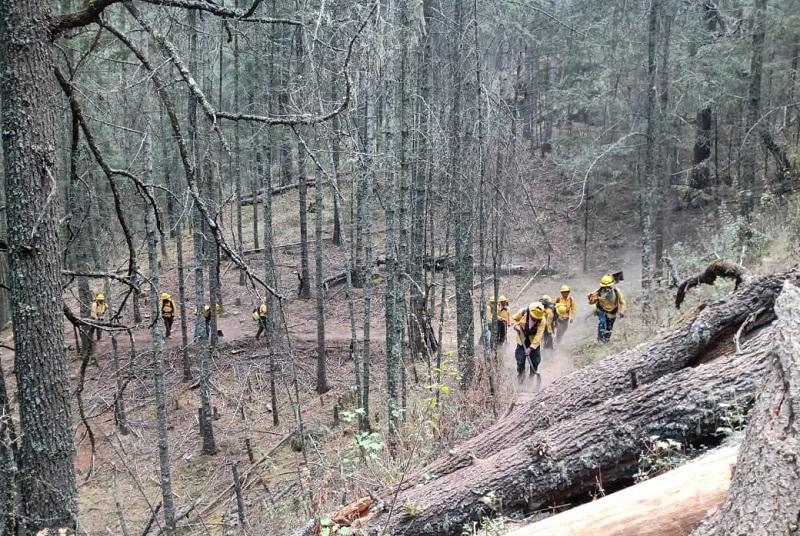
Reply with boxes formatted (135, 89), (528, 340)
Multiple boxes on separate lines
(314, 165), (328, 394)
(691, 282), (800, 536)
(0, 2), (78, 532)
(408, 267), (798, 483)
(740, 0), (766, 217)
(144, 133), (177, 534)
(367, 331), (770, 535)
(690, 107), (713, 190)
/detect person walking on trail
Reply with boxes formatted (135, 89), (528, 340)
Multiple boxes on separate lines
(497, 295), (511, 344)
(588, 274), (626, 342)
(160, 292), (175, 338)
(90, 293), (108, 341)
(511, 302), (547, 381)
(202, 305), (211, 338)
(254, 300), (269, 340)
(540, 295), (556, 350)
(555, 285), (577, 341)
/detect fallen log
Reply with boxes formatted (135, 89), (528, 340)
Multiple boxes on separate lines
(366, 330), (770, 535)
(507, 444), (740, 536)
(237, 180), (316, 206)
(411, 267), (797, 484)
(691, 281), (800, 536)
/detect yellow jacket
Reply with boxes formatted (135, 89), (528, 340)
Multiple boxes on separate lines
(555, 295), (577, 320)
(487, 304), (512, 324)
(161, 298), (176, 318)
(544, 307), (554, 334)
(511, 308), (546, 349)
(90, 302), (108, 320)
(595, 287), (626, 317)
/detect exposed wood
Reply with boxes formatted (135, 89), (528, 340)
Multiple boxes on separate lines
(675, 259), (750, 308)
(404, 267), (796, 488)
(508, 444), (739, 536)
(365, 330), (770, 535)
(691, 282), (800, 535)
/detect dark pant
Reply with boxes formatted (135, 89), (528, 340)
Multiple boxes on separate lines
(89, 326), (102, 341)
(163, 316), (173, 337)
(255, 317), (267, 339)
(515, 344), (541, 376)
(496, 320), (507, 344)
(556, 317), (569, 341)
(597, 310), (616, 342)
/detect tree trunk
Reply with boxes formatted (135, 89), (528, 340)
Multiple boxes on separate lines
(510, 444), (740, 536)
(740, 0), (766, 217)
(640, 0), (660, 311)
(691, 282), (800, 535)
(297, 142), (311, 299)
(144, 133), (177, 534)
(690, 107), (713, 190)
(410, 267), (798, 482)
(234, 0), (245, 286)
(367, 331), (770, 535)
(314, 165), (328, 394)
(0, 2), (78, 532)
(452, 0), (476, 387)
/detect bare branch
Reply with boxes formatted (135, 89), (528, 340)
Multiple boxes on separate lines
(102, 19), (284, 299)
(51, 0), (301, 36)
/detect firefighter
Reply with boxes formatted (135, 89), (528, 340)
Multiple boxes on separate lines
(90, 293), (108, 340)
(511, 302), (547, 380)
(588, 274), (626, 342)
(202, 305), (211, 338)
(160, 292), (175, 338)
(254, 300), (269, 340)
(540, 295), (556, 350)
(497, 295), (511, 344)
(554, 285), (577, 341)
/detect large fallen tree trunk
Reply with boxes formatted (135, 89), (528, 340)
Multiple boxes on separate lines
(413, 268), (797, 483)
(365, 331), (770, 535)
(507, 444), (740, 536)
(691, 281), (800, 536)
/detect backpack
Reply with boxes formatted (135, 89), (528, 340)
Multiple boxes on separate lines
(252, 309), (260, 321)
(162, 300), (173, 314)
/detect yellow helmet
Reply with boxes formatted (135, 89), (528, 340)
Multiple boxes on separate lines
(204, 305), (210, 312)
(556, 303), (569, 317)
(560, 285), (571, 293)
(498, 295), (508, 303)
(489, 296), (496, 303)
(96, 294), (105, 302)
(600, 274), (615, 287)
(160, 292), (170, 300)
(541, 294), (552, 303)
(529, 302), (545, 319)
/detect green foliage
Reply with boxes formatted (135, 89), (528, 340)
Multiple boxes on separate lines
(461, 515), (507, 536)
(320, 517), (353, 536)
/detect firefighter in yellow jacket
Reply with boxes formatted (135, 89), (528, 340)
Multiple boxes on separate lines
(487, 295), (511, 344)
(90, 293), (108, 340)
(554, 285), (577, 341)
(160, 292), (176, 338)
(254, 300), (269, 340)
(540, 295), (556, 350)
(588, 274), (626, 342)
(511, 302), (546, 379)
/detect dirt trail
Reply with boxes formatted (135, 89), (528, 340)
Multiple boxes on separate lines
(495, 252), (642, 400)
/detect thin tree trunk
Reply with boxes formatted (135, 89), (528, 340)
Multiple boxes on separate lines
(314, 164), (328, 394)
(144, 132), (177, 534)
(297, 140), (311, 298)
(0, 2), (77, 531)
(740, 0), (766, 217)
(234, 0), (245, 286)
(640, 0), (660, 312)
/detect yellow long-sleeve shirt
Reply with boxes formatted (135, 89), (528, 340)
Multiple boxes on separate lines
(487, 303), (512, 323)
(555, 295), (577, 320)
(90, 302), (107, 320)
(543, 307), (554, 334)
(596, 286), (626, 317)
(510, 308), (546, 349)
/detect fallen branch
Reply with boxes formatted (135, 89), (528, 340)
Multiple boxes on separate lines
(675, 259), (750, 308)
